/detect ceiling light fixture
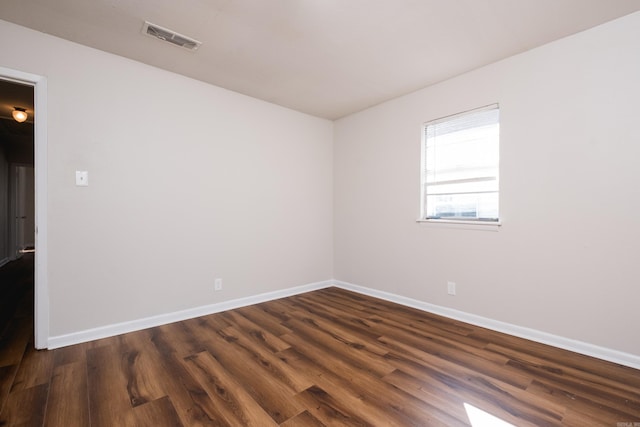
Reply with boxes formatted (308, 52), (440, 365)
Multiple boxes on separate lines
(12, 107), (28, 123)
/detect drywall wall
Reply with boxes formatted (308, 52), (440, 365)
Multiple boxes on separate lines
(334, 12), (640, 356)
(0, 19), (333, 337)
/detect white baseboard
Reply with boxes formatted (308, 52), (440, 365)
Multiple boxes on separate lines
(332, 280), (640, 370)
(47, 280), (333, 349)
(47, 278), (640, 370)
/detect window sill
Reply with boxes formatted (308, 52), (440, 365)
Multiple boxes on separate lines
(416, 218), (501, 231)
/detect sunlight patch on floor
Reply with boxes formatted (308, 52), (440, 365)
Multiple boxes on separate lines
(464, 403), (515, 427)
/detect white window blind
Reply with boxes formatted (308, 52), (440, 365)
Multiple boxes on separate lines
(421, 104), (499, 222)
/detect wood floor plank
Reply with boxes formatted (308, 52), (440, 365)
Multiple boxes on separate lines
(489, 342), (640, 408)
(316, 288), (477, 337)
(559, 406), (628, 427)
(316, 288), (479, 340)
(119, 330), (168, 408)
(182, 350), (278, 427)
(471, 326), (612, 376)
(0, 382), (48, 427)
(219, 325), (313, 393)
(509, 357), (640, 415)
(235, 305), (294, 337)
(365, 310), (505, 361)
(282, 298), (390, 357)
(10, 342), (54, 393)
(154, 320), (207, 359)
(280, 315), (396, 378)
(381, 321), (512, 371)
(383, 349), (565, 426)
(276, 347), (413, 427)
(192, 324), (306, 423)
(195, 311), (234, 335)
(279, 409), (326, 427)
(382, 368), (471, 425)
(254, 299), (302, 325)
(377, 333), (532, 390)
(0, 256), (33, 337)
(44, 361), (90, 427)
(164, 313), (234, 356)
(144, 327), (233, 426)
(288, 293), (394, 341)
(131, 396), (184, 427)
(86, 342), (138, 427)
(0, 317), (31, 368)
(0, 364), (18, 415)
(218, 309), (291, 353)
(527, 377), (640, 423)
(52, 342), (89, 368)
(279, 333), (460, 427)
(293, 385), (373, 427)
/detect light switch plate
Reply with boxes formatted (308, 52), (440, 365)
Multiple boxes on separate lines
(447, 281), (456, 295)
(76, 171), (89, 186)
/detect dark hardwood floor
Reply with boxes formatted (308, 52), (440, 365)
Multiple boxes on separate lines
(1, 261), (639, 426)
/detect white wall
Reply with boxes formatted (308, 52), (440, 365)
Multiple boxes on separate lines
(334, 12), (640, 356)
(0, 19), (333, 337)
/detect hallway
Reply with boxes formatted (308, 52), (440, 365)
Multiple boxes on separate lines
(0, 254), (35, 416)
(0, 253), (33, 332)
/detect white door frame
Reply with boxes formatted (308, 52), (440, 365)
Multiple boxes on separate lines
(0, 66), (48, 349)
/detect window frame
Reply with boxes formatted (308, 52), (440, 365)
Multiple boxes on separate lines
(418, 104), (501, 227)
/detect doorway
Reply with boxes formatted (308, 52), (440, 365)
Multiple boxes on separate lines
(0, 67), (48, 349)
(1, 81), (34, 266)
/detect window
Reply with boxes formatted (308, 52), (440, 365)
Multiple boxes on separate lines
(420, 104), (499, 222)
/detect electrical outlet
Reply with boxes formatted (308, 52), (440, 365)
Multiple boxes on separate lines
(75, 171), (89, 186)
(447, 281), (456, 296)
(214, 278), (222, 291)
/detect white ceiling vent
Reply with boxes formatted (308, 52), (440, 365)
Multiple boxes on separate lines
(142, 21), (202, 51)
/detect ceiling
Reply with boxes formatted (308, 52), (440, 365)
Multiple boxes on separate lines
(1, 1), (640, 120)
